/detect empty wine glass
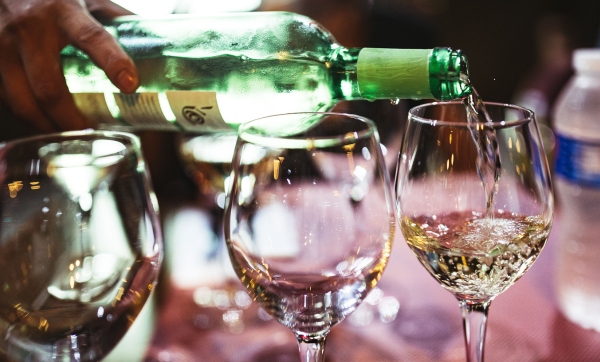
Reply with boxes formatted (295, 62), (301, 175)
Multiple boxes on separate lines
(396, 102), (553, 361)
(177, 132), (260, 333)
(177, 131), (238, 286)
(224, 112), (395, 362)
(0, 131), (163, 361)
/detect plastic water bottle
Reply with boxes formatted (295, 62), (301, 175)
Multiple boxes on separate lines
(554, 48), (600, 331)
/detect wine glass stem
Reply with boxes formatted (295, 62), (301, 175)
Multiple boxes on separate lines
(459, 299), (491, 362)
(296, 336), (326, 362)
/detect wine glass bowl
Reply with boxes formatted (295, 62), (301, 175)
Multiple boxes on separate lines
(0, 131), (162, 361)
(396, 102), (553, 361)
(225, 112), (395, 361)
(179, 132), (238, 203)
(177, 132), (262, 332)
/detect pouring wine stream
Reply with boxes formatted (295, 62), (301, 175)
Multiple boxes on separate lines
(462, 86), (502, 224)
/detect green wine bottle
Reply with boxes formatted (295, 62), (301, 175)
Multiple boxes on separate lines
(62, 11), (471, 132)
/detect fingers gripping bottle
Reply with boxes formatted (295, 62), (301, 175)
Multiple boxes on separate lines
(554, 49), (600, 331)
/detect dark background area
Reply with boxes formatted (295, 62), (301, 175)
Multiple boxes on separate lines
(423, 0), (600, 104)
(261, 0), (600, 104)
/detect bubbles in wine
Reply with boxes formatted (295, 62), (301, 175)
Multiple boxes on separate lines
(401, 211), (550, 300)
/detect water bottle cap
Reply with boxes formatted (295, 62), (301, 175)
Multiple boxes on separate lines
(573, 49), (600, 73)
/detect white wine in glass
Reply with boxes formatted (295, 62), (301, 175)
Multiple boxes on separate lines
(396, 102), (553, 362)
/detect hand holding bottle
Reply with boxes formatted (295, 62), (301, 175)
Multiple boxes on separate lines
(0, 0), (139, 132)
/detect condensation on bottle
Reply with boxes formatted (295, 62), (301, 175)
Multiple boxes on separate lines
(554, 48), (600, 332)
(60, 12), (471, 133)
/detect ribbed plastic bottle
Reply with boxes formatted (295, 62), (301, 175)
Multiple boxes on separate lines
(554, 49), (600, 332)
(61, 11), (471, 132)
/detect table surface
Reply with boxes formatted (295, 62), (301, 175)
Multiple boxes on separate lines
(117, 204), (600, 362)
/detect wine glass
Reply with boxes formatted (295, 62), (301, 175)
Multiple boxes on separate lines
(0, 130), (163, 361)
(224, 112), (395, 361)
(177, 132), (262, 333)
(179, 132), (238, 209)
(396, 102), (553, 362)
(177, 132), (239, 287)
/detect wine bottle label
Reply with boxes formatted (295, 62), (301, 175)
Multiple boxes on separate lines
(114, 93), (178, 130)
(72, 92), (124, 128)
(72, 91), (230, 132)
(165, 91), (230, 132)
(555, 133), (600, 187)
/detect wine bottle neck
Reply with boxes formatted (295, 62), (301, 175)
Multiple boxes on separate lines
(350, 47), (471, 101)
(428, 47), (472, 100)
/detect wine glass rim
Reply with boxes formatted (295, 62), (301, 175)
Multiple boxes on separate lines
(0, 130), (141, 152)
(238, 112), (376, 149)
(409, 101), (535, 127)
